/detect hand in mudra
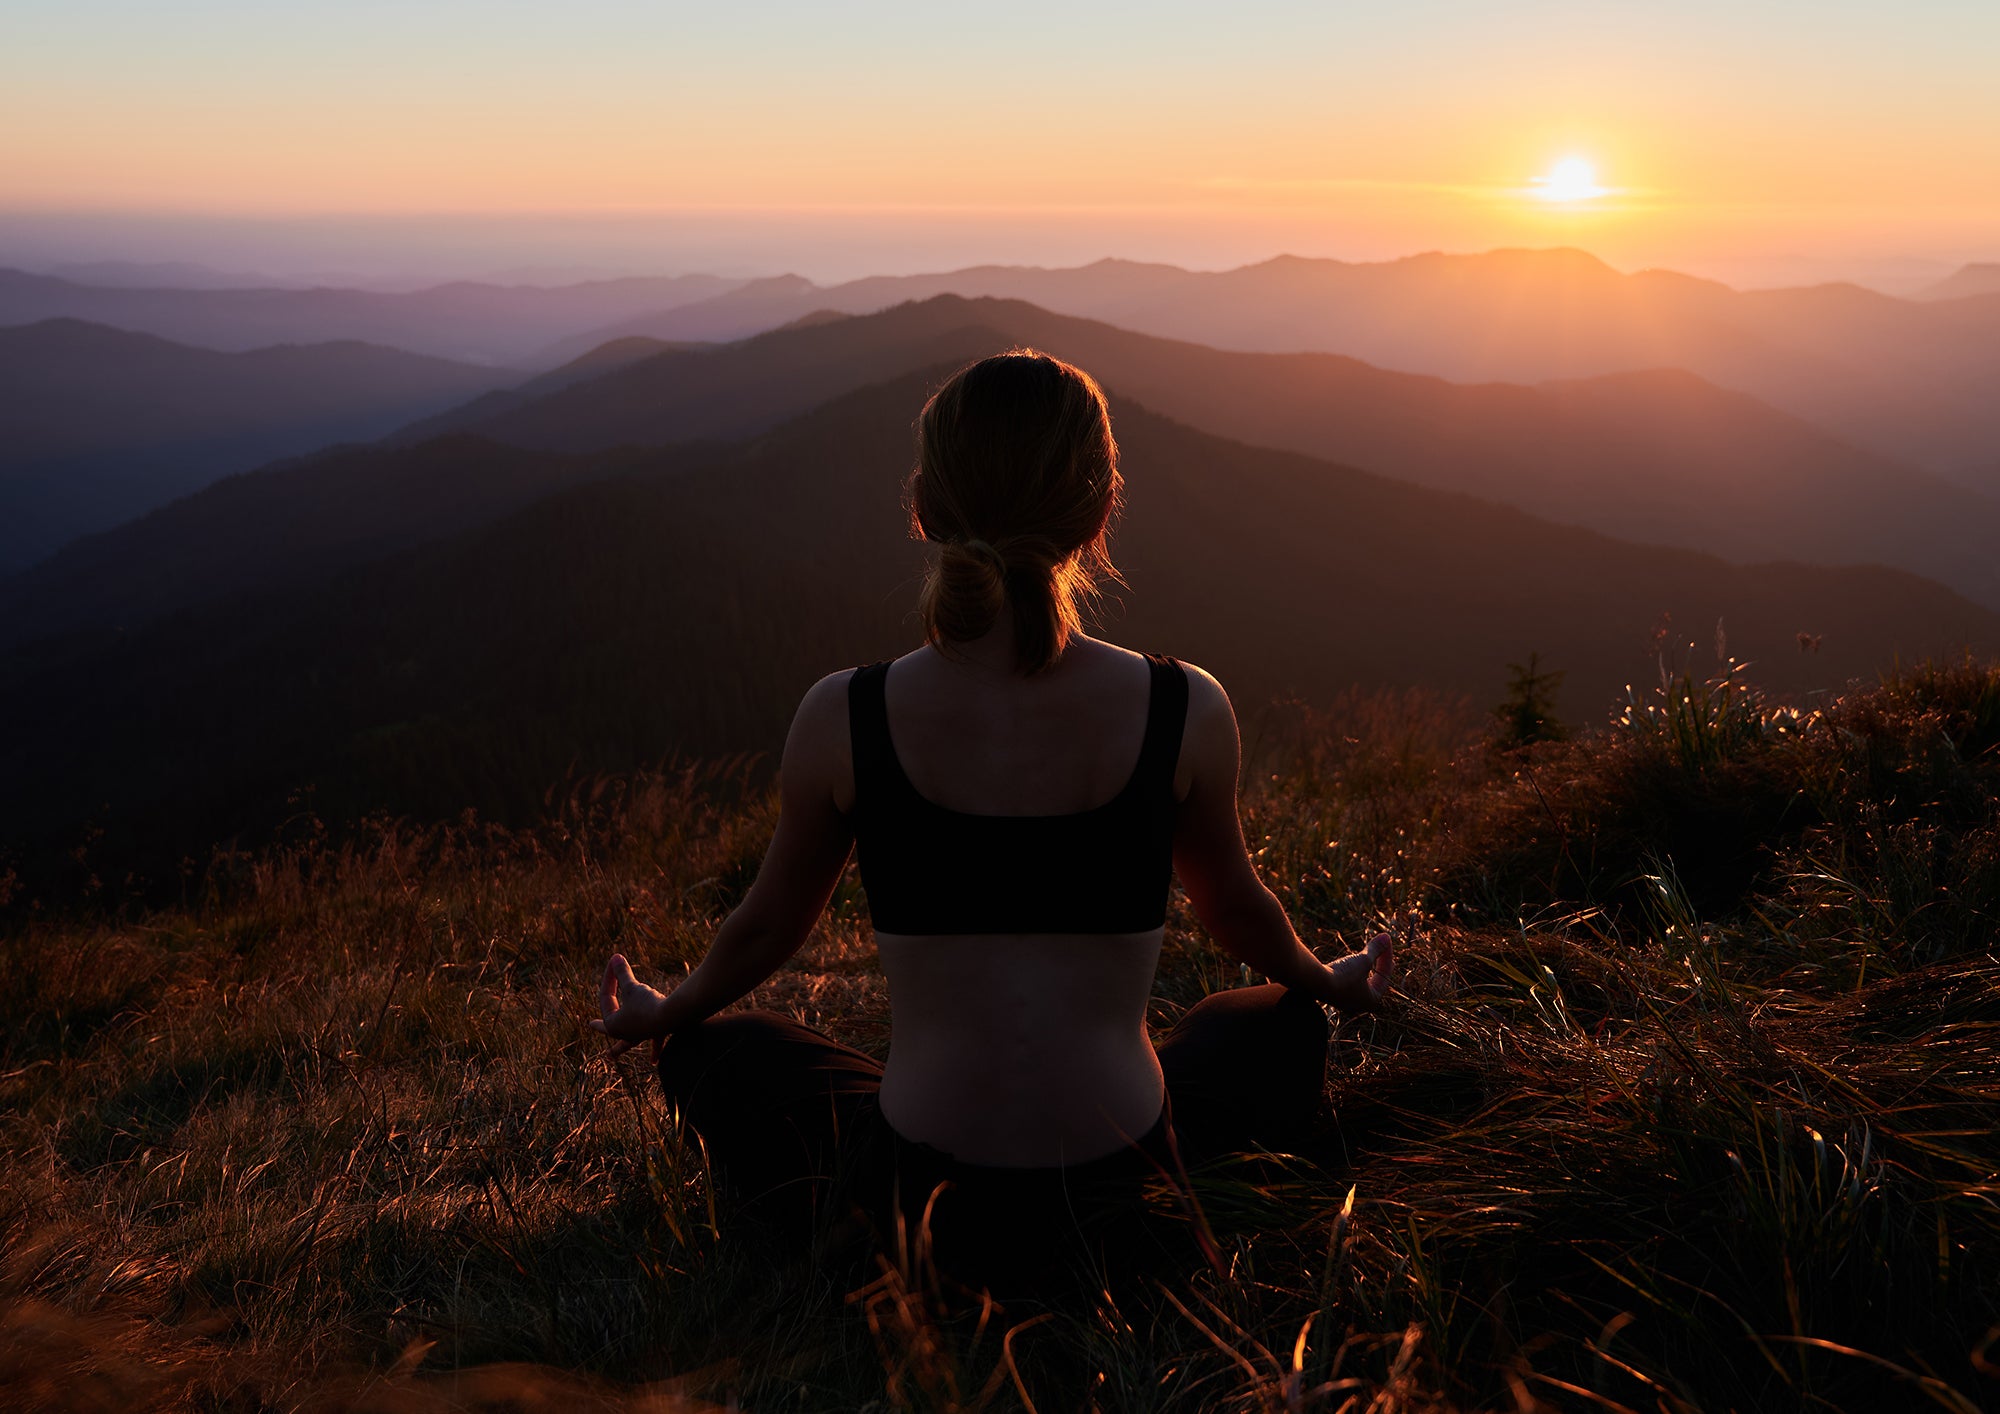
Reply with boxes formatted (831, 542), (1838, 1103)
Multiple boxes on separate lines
(591, 953), (671, 1059)
(1324, 931), (1396, 1012)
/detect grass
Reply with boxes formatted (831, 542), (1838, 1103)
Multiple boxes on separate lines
(3, 659), (1998, 1411)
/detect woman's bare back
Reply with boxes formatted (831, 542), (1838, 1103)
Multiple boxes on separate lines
(860, 636), (1176, 1164)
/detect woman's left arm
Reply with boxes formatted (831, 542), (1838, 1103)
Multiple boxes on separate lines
(592, 671), (856, 1053)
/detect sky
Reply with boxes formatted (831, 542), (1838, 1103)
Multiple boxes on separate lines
(4, 0), (1998, 288)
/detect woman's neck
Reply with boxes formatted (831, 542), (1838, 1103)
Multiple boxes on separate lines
(933, 623), (1079, 678)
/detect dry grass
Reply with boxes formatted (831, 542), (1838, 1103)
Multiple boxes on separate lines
(4, 664), (1998, 1411)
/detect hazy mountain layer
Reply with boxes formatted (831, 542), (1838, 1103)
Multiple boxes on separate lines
(0, 268), (746, 364)
(5, 370), (1991, 866)
(1918, 264), (2000, 300)
(0, 319), (516, 571)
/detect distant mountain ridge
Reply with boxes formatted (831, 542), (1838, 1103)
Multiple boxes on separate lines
(42, 260), (286, 290)
(551, 249), (2000, 484)
(4, 368), (1992, 864)
(13, 292), (2000, 644)
(17, 247), (1998, 483)
(1918, 263), (2000, 300)
(0, 318), (515, 571)
(0, 268), (748, 364)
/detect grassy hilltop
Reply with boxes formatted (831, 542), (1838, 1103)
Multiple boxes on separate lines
(3, 656), (1997, 1412)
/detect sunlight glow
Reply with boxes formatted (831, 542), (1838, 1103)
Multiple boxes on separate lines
(1532, 157), (1605, 203)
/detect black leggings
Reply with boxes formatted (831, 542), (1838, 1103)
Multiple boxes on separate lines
(655, 984), (1330, 1287)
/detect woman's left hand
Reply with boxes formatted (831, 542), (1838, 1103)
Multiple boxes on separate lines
(1321, 931), (1396, 1012)
(590, 953), (671, 1059)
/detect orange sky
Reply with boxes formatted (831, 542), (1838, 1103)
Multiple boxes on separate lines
(5, 2), (1998, 285)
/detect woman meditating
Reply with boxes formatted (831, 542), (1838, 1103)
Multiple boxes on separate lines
(591, 350), (1393, 1287)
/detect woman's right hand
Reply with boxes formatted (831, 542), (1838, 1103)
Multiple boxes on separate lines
(590, 953), (672, 1058)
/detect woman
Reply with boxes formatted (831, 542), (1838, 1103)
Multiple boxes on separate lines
(592, 350), (1393, 1286)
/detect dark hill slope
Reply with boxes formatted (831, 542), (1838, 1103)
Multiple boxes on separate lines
(454, 296), (2000, 611)
(0, 319), (515, 569)
(0, 435), (706, 641)
(430, 302), (1013, 449)
(4, 372), (1992, 865)
(386, 335), (708, 448)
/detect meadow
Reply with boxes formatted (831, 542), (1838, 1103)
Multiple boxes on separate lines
(3, 653), (1996, 1412)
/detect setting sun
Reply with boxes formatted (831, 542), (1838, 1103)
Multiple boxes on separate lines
(1533, 157), (1605, 202)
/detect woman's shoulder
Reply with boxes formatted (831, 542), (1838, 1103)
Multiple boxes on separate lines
(1081, 637), (1230, 713)
(1070, 638), (1235, 774)
(796, 665), (862, 725)
(1161, 660), (1236, 766)
(785, 667), (868, 761)
(784, 668), (865, 811)
(1174, 658), (1231, 712)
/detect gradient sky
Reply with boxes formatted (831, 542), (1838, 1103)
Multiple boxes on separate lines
(5, 0), (1998, 285)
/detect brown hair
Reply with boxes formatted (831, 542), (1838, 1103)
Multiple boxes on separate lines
(908, 350), (1123, 674)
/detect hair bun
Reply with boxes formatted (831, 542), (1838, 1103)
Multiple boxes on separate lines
(957, 537), (1010, 577)
(985, 533), (1062, 577)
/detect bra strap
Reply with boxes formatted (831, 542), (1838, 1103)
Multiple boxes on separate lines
(846, 661), (901, 813)
(1133, 654), (1190, 797)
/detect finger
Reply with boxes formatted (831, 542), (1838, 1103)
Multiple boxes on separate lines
(650, 1036), (664, 1064)
(611, 954), (640, 1004)
(599, 953), (624, 1018)
(589, 1019), (606, 1034)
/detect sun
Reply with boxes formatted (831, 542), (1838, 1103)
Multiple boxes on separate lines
(1532, 156), (1605, 202)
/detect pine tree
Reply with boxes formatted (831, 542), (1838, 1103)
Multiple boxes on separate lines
(1495, 652), (1568, 747)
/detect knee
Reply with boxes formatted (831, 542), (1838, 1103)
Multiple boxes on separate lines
(1174, 982), (1328, 1046)
(657, 1011), (794, 1111)
(1276, 985), (1331, 1049)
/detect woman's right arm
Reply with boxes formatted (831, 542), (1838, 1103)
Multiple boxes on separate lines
(591, 670), (857, 1052)
(1170, 664), (1393, 1011)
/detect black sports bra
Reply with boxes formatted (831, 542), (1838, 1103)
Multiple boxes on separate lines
(847, 654), (1190, 935)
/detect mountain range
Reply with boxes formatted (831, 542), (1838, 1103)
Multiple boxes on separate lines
(7, 247), (1999, 879)
(12, 294), (1999, 647)
(491, 297), (2000, 606)
(14, 249), (2000, 486)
